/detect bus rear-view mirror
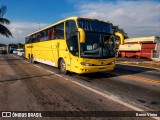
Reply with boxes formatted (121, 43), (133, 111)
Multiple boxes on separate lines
(78, 28), (85, 43)
(115, 32), (124, 45)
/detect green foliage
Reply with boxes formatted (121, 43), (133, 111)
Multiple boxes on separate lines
(111, 23), (128, 39)
(0, 5), (13, 38)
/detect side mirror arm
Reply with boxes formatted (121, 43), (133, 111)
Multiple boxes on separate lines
(115, 32), (124, 45)
(78, 28), (85, 43)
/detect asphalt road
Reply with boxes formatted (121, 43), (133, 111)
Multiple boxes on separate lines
(0, 54), (159, 120)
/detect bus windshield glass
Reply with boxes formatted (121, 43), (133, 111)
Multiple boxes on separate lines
(78, 18), (115, 58)
(78, 18), (113, 33)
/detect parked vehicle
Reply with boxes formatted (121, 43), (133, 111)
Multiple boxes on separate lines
(17, 49), (24, 56)
(7, 44), (17, 53)
(13, 49), (23, 54)
(0, 50), (7, 54)
(9, 47), (17, 53)
(13, 49), (18, 54)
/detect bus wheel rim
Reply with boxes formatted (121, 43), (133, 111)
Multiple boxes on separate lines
(61, 60), (66, 72)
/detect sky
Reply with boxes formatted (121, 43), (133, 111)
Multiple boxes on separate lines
(0, 0), (160, 44)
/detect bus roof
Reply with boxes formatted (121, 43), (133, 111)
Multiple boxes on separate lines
(26, 16), (109, 37)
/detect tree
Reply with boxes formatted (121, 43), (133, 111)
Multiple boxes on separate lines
(0, 5), (12, 38)
(17, 43), (24, 49)
(111, 23), (128, 39)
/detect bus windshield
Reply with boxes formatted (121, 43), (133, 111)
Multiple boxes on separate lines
(78, 18), (113, 33)
(78, 18), (115, 59)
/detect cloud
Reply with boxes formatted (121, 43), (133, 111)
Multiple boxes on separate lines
(74, 0), (160, 37)
(0, 22), (49, 44)
(0, 0), (159, 45)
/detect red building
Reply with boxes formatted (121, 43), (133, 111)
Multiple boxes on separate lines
(118, 36), (160, 61)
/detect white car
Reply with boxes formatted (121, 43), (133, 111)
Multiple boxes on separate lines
(17, 49), (24, 56)
(13, 49), (18, 54)
(13, 49), (23, 54)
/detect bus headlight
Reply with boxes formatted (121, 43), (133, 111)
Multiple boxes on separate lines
(111, 61), (115, 64)
(80, 62), (92, 66)
(107, 61), (115, 65)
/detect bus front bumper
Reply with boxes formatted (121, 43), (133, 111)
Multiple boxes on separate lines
(77, 64), (115, 74)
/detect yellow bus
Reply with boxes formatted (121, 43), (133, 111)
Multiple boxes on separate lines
(25, 16), (124, 74)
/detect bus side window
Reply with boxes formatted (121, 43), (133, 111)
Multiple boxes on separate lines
(28, 37), (31, 43)
(25, 37), (29, 44)
(33, 35), (36, 43)
(51, 28), (55, 40)
(66, 20), (78, 56)
(31, 35), (34, 43)
(36, 33), (41, 42)
(40, 31), (46, 41)
(54, 23), (64, 39)
(54, 27), (57, 39)
(45, 30), (48, 41)
(47, 29), (51, 40)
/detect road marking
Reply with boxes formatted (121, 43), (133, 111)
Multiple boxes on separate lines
(17, 55), (159, 85)
(34, 64), (44, 70)
(113, 72), (160, 85)
(70, 81), (159, 120)
(31, 63), (159, 120)
(8, 54), (160, 119)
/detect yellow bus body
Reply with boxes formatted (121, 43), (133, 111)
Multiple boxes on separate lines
(25, 16), (122, 74)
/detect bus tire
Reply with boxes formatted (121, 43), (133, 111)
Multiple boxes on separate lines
(60, 59), (67, 74)
(30, 55), (35, 64)
(28, 54), (30, 60)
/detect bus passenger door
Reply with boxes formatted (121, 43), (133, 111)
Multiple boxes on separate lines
(66, 20), (79, 72)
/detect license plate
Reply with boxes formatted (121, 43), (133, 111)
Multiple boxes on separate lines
(99, 68), (105, 71)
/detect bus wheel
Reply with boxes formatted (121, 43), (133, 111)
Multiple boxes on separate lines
(30, 55), (34, 64)
(60, 59), (67, 74)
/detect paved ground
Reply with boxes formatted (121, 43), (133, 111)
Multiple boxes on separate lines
(0, 54), (159, 120)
